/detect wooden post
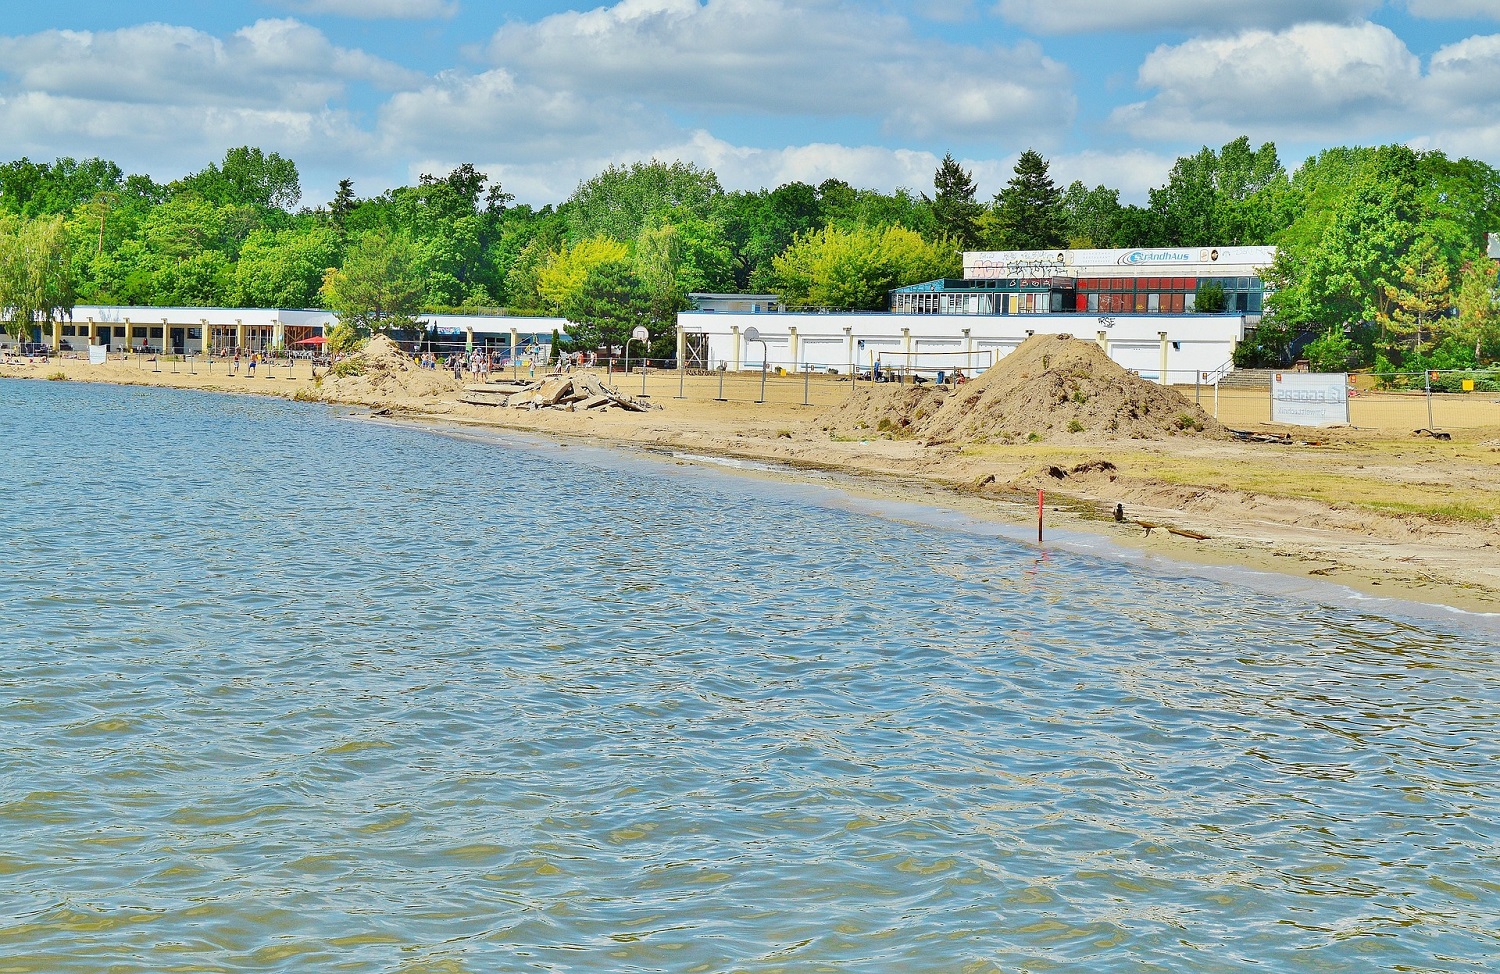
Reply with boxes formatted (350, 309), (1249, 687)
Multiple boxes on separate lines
(1037, 489), (1044, 544)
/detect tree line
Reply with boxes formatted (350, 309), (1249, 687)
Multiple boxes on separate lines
(0, 140), (1496, 369)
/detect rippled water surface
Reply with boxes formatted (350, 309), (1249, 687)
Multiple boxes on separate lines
(2, 379), (1497, 973)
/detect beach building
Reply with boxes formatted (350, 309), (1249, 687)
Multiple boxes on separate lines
(51, 306), (568, 357)
(688, 293), (781, 313)
(675, 246), (1272, 382)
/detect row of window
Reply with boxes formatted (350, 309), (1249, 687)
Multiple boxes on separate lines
(893, 292), (1066, 315)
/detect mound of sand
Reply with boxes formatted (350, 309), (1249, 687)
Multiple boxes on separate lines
(823, 333), (1222, 443)
(313, 335), (460, 405)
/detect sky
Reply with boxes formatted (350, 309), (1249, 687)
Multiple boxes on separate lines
(1, 0), (1497, 209)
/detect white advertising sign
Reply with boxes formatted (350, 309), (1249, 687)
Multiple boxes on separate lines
(1271, 372), (1349, 426)
(88, 343), (109, 365)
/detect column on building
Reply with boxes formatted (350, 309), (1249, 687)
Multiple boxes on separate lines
(788, 326), (799, 373)
(731, 326), (742, 371)
(962, 328), (972, 374)
(843, 326), (854, 379)
(1158, 331), (1169, 386)
(675, 324), (685, 370)
(901, 327), (912, 379)
(235, 319), (246, 353)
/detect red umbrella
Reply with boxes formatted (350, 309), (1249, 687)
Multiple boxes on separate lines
(294, 336), (327, 345)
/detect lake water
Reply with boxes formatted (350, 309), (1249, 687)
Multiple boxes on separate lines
(1, 378), (1496, 973)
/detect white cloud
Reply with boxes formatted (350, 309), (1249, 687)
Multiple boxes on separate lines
(272, 0), (458, 19)
(488, 0), (1073, 138)
(0, 20), (418, 197)
(375, 68), (677, 170)
(1111, 23), (1422, 141)
(993, 0), (1381, 34)
(0, 20), (421, 109)
(1048, 150), (1178, 203)
(1406, 0), (1500, 19)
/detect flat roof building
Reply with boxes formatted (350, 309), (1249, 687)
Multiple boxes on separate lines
(893, 246), (1276, 317)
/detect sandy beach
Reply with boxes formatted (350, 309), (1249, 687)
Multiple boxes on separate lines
(12, 342), (1500, 614)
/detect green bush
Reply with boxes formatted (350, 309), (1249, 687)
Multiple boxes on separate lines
(329, 358), (365, 378)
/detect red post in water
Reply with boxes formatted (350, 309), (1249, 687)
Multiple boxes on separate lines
(1037, 489), (1044, 544)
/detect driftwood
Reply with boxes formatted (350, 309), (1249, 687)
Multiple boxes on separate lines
(1135, 519), (1210, 541)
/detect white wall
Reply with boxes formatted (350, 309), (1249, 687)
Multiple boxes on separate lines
(678, 310), (1246, 382)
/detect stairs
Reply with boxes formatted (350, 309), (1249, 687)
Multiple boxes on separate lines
(1216, 368), (1275, 391)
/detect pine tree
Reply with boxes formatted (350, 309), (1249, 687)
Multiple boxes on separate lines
(1380, 236), (1452, 351)
(330, 179), (356, 232)
(924, 153), (982, 249)
(988, 149), (1065, 251)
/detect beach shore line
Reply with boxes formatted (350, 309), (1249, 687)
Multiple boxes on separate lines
(12, 353), (1500, 615)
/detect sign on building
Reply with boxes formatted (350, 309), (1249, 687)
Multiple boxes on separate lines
(1271, 372), (1349, 426)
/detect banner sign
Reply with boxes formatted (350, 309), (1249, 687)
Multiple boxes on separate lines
(88, 344), (109, 365)
(1271, 372), (1349, 426)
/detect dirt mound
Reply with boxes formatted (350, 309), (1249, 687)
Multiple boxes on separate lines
(313, 335), (460, 405)
(822, 333), (1222, 443)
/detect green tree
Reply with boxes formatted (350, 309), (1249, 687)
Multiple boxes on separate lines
(567, 160), (722, 243)
(1380, 235), (1452, 351)
(535, 237), (631, 311)
(320, 229), (424, 332)
(769, 225), (958, 310)
(560, 259), (654, 353)
(1453, 259), (1500, 362)
(177, 146), (301, 210)
(329, 179), (356, 233)
(1303, 326), (1356, 371)
(714, 182), (822, 289)
(1059, 181), (1121, 248)
(232, 225), (340, 308)
(924, 153), (982, 249)
(987, 149), (1065, 251)
(0, 214), (76, 343)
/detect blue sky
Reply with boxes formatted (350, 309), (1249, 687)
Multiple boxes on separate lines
(1, 1), (1496, 208)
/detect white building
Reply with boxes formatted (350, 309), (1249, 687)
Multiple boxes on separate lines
(676, 310), (1247, 384)
(49, 306), (568, 356)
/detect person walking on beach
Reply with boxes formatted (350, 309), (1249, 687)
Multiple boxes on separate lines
(247, 352), (257, 376)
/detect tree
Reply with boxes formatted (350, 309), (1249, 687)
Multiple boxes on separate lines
(768, 225), (959, 310)
(535, 237), (631, 311)
(566, 160), (722, 242)
(714, 182), (822, 288)
(1453, 259), (1500, 362)
(0, 214), (76, 343)
(1060, 181), (1121, 248)
(924, 153), (982, 249)
(987, 149), (1065, 251)
(177, 147), (301, 210)
(232, 225), (340, 308)
(559, 260), (654, 352)
(319, 229), (424, 332)
(330, 179), (356, 232)
(1380, 235), (1452, 351)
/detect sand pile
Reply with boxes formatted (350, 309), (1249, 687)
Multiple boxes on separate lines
(313, 335), (460, 405)
(823, 333), (1222, 442)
